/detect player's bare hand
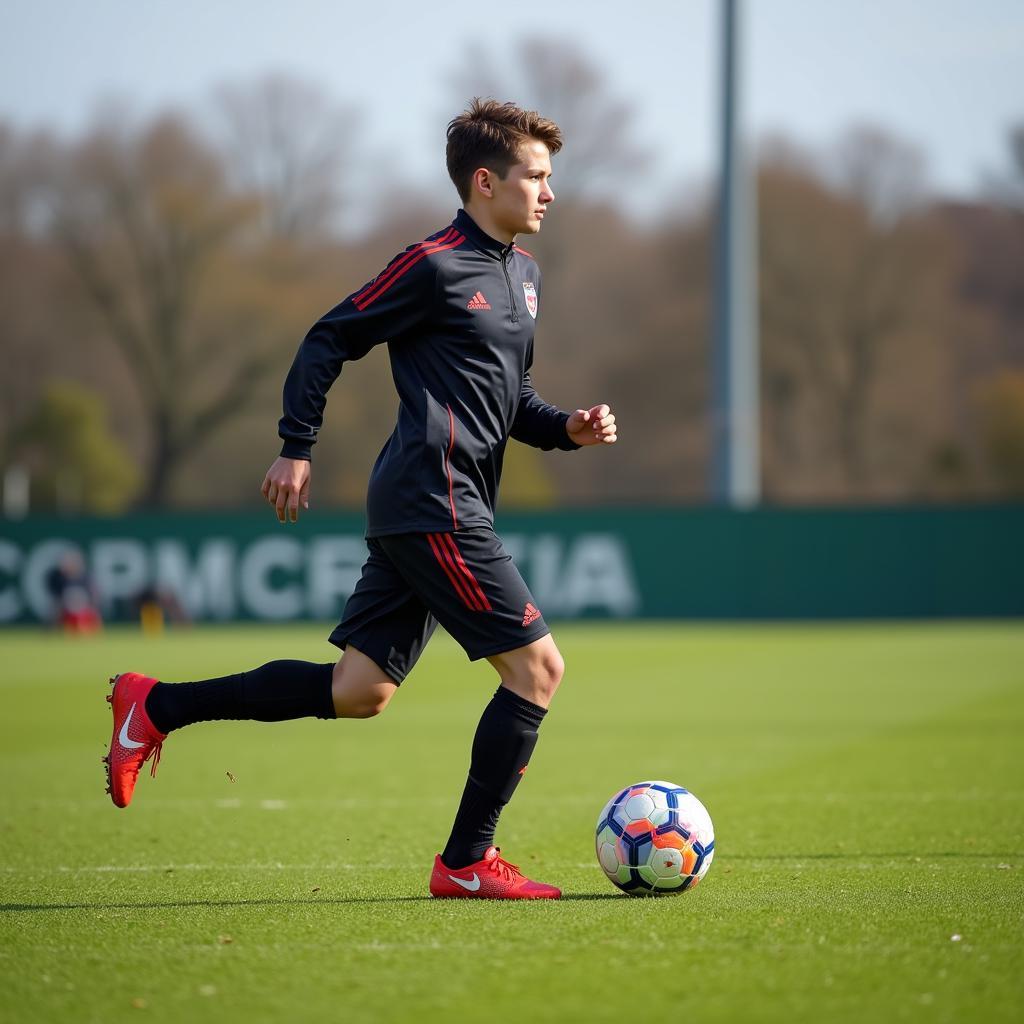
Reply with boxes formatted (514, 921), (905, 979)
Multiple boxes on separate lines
(261, 457), (311, 523)
(566, 404), (617, 447)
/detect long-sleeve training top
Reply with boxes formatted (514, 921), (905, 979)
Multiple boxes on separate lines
(278, 207), (578, 537)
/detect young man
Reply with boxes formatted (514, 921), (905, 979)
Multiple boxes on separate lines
(104, 99), (617, 900)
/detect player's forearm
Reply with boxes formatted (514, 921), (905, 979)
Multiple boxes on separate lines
(277, 323), (346, 459)
(510, 400), (579, 451)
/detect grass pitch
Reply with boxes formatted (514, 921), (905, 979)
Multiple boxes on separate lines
(1, 621), (1022, 1024)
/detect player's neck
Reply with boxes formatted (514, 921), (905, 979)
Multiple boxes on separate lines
(462, 205), (515, 247)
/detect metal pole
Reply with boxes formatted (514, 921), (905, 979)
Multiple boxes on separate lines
(711, 0), (760, 506)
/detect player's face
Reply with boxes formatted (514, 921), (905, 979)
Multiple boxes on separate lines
(489, 140), (554, 238)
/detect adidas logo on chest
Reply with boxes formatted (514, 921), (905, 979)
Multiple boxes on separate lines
(466, 291), (492, 311)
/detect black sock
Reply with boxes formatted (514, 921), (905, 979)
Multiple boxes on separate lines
(145, 660), (336, 733)
(441, 686), (547, 869)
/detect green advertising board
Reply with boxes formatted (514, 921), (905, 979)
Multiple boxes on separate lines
(1, 506), (1021, 624)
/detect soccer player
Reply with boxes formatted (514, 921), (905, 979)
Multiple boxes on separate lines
(104, 99), (618, 900)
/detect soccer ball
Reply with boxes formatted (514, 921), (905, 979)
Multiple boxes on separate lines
(595, 781), (715, 895)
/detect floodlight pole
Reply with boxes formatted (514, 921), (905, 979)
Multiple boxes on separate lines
(711, 0), (760, 506)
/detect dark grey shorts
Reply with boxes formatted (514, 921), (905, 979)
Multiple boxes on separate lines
(329, 528), (550, 683)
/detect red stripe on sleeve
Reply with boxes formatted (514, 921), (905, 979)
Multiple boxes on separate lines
(441, 534), (493, 612)
(353, 232), (464, 310)
(352, 228), (457, 307)
(427, 533), (481, 611)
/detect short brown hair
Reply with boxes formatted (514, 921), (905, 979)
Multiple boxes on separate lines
(446, 98), (562, 202)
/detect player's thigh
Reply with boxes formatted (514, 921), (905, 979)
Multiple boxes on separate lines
(377, 528), (552, 667)
(328, 538), (437, 687)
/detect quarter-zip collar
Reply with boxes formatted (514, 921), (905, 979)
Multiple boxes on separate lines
(454, 208), (515, 261)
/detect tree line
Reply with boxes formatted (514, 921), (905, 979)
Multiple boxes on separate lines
(1, 53), (1022, 512)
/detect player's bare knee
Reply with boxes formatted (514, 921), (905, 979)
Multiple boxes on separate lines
(331, 651), (396, 719)
(508, 649), (564, 707)
(539, 648), (565, 698)
(334, 686), (394, 719)
(349, 694), (391, 719)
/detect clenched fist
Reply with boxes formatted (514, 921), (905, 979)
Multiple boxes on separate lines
(566, 404), (617, 447)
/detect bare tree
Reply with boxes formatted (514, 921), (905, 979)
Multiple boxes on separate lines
(0, 123), (64, 451)
(983, 123), (1024, 210)
(759, 135), (953, 497)
(448, 38), (648, 200)
(48, 112), (278, 505)
(829, 125), (927, 225)
(211, 74), (358, 239)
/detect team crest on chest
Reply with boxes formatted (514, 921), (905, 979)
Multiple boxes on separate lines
(522, 281), (538, 319)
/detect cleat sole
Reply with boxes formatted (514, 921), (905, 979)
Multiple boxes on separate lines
(104, 679), (116, 798)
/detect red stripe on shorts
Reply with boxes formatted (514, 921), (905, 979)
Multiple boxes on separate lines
(427, 533), (482, 611)
(441, 533), (493, 612)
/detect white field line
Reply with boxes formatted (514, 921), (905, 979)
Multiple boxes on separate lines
(2, 859), (1014, 876)
(3, 863), (387, 874)
(7, 792), (1023, 810)
(0, 862), (602, 875)
(4, 796), (460, 808)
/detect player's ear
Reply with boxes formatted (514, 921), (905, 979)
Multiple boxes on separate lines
(472, 167), (494, 200)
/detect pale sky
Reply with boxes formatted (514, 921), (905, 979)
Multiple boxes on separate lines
(3, 0), (1023, 213)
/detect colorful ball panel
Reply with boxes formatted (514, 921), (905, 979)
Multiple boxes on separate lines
(595, 781), (715, 897)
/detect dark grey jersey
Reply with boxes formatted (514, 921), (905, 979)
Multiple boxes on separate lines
(279, 208), (577, 537)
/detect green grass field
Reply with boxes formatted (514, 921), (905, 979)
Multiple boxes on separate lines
(1, 622), (1022, 1023)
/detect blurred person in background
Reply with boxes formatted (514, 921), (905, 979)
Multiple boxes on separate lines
(102, 98), (617, 900)
(46, 550), (101, 634)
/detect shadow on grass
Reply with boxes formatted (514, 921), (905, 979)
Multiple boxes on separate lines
(725, 852), (1021, 860)
(0, 893), (626, 913)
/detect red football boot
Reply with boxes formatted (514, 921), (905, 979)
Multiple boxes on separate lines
(429, 847), (561, 899)
(103, 673), (166, 808)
